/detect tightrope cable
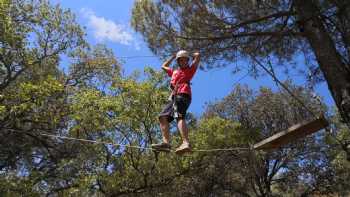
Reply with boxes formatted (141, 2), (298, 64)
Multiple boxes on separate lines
(38, 133), (251, 152)
(39, 133), (154, 150)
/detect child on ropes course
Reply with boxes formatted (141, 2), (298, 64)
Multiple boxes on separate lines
(152, 50), (200, 154)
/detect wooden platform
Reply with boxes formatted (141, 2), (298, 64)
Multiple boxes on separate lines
(253, 115), (329, 150)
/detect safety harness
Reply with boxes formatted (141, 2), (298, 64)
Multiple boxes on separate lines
(169, 80), (190, 119)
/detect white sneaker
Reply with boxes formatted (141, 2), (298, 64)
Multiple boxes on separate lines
(175, 143), (192, 155)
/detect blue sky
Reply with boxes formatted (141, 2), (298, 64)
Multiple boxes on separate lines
(51, 0), (335, 117)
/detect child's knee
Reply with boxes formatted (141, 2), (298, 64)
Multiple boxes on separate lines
(159, 116), (168, 124)
(175, 114), (185, 121)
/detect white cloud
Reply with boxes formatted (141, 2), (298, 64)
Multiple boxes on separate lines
(80, 8), (140, 50)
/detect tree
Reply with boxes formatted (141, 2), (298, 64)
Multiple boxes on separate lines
(55, 67), (200, 196)
(323, 111), (350, 195)
(1, 0), (348, 195)
(0, 0), (119, 194)
(0, 0), (81, 173)
(202, 84), (337, 196)
(131, 0), (350, 154)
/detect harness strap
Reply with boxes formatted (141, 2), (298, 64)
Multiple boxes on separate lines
(169, 80), (190, 119)
(170, 81), (190, 97)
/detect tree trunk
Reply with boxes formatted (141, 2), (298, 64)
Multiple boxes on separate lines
(294, 0), (350, 159)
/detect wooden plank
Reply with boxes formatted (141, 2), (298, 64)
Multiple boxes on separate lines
(253, 115), (329, 150)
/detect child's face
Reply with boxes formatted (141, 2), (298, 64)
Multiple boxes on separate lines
(177, 57), (189, 68)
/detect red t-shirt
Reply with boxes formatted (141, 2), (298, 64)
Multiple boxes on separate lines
(165, 64), (198, 97)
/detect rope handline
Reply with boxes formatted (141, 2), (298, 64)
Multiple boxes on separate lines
(38, 133), (250, 152)
(231, 70), (251, 87)
(116, 55), (157, 59)
(250, 55), (318, 118)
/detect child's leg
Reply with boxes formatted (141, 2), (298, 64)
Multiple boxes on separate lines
(174, 94), (191, 145)
(174, 94), (192, 154)
(175, 118), (191, 154)
(152, 116), (172, 152)
(177, 119), (189, 144)
(159, 116), (170, 144)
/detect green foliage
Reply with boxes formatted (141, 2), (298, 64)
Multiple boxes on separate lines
(67, 44), (120, 88)
(323, 110), (350, 194)
(1, 0), (349, 196)
(131, 0), (350, 140)
(11, 76), (64, 115)
(194, 117), (248, 149)
(131, 0), (301, 67)
(0, 0), (122, 195)
(204, 84), (339, 196)
(0, 175), (41, 197)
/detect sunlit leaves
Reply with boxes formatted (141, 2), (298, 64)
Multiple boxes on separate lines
(193, 117), (245, 150)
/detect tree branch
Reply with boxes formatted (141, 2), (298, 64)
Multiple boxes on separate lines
(175, 30), (302, 41)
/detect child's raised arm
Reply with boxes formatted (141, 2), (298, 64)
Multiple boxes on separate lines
(161, 54), (176, 72)
(191, 52), (200, 68)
